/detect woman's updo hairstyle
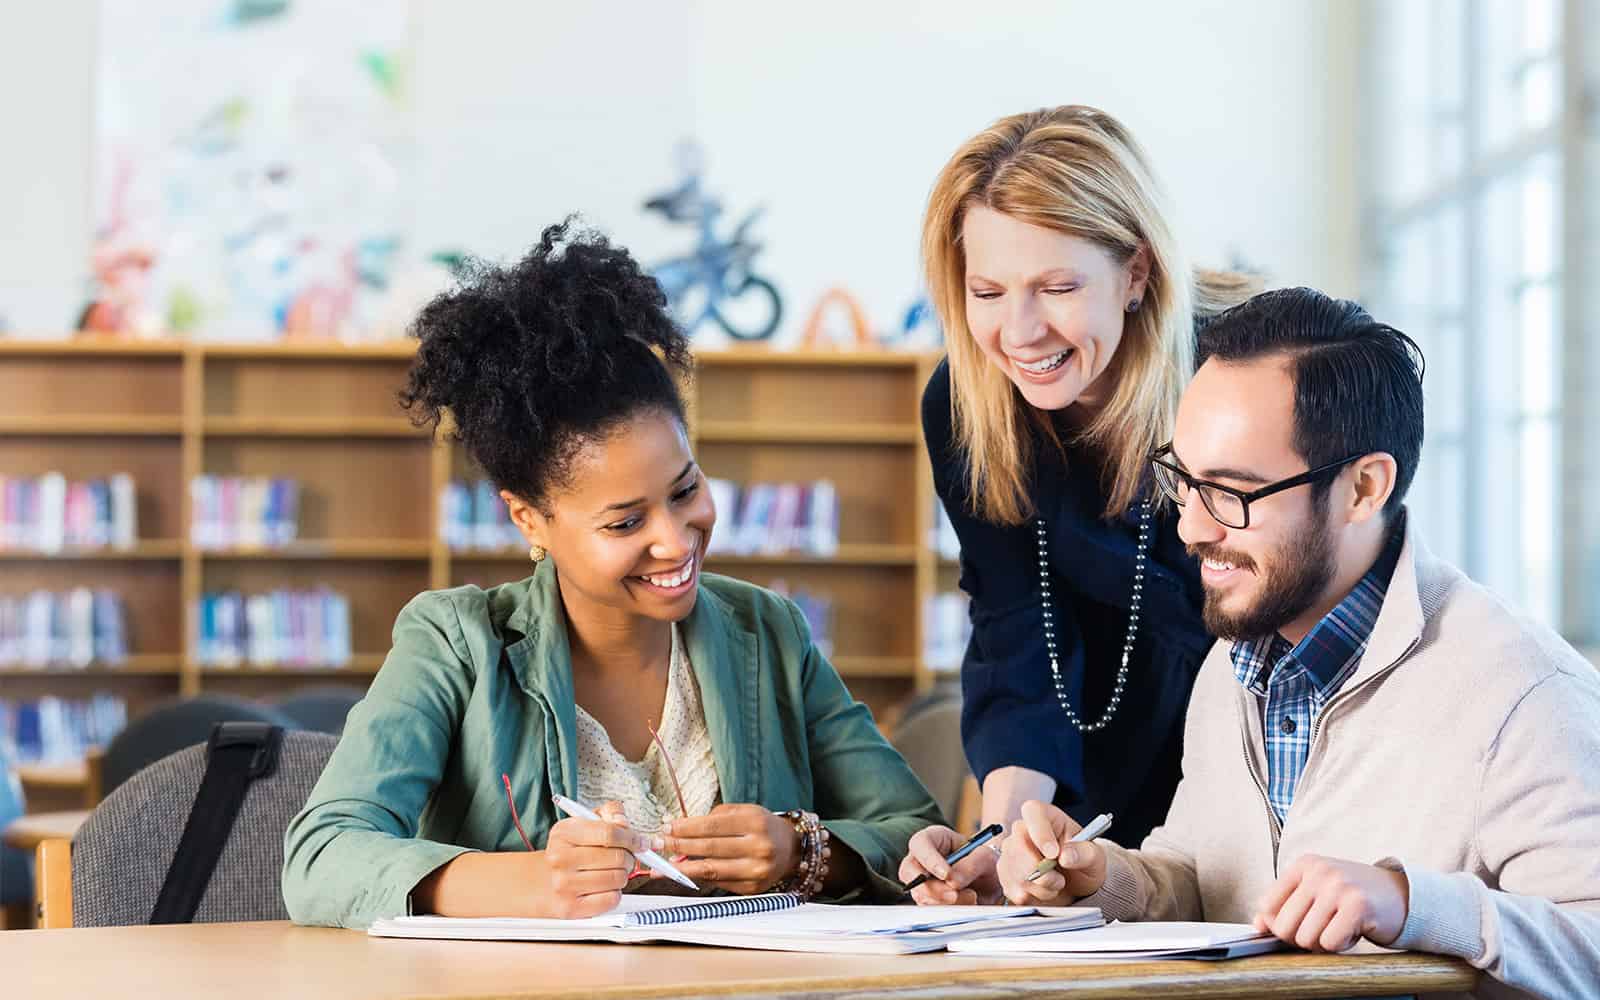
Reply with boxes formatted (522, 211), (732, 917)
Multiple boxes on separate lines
(399, 219), (692, 509)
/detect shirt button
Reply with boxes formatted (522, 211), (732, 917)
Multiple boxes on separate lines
(1280, 716), (1297, 735)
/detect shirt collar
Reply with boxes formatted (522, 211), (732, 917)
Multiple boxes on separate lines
(1229, 514), (1406, 694)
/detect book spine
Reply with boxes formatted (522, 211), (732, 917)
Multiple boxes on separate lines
(110, 474), (137, 550)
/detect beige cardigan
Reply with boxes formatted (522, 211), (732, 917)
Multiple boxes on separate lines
(1081, 524), (1600, 1000)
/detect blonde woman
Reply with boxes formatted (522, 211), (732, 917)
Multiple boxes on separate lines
(900, 106), (1256, 905)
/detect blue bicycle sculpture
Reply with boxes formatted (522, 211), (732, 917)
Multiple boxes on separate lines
(643, 171), (783, 341)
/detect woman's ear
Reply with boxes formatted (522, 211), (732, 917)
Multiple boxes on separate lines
(1125, 244), (1152, 305)
(500, 489), (550, 550)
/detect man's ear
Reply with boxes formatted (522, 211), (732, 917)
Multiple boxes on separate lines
(1344, 453), (1397, 525)
(500, 489), (550, 550)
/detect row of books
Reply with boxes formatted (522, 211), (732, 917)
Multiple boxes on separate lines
(922, 592), (972, 673)
(765, 581), (834, 657)
(0, 474), (138, 552)
(191, 588), (352, 667)
(0, 694), (127, 765)
(438, 479), (520, 552)
(0, 590), (128, 668)
(190, 476), (301, 549)
(705, 479), (839, 557)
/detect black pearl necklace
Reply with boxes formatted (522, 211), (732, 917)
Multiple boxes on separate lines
(1035, 499), (1152, 733)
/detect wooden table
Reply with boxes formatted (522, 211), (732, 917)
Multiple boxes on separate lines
(1, 809), (89, 851)
(1, 920), (1478, 999)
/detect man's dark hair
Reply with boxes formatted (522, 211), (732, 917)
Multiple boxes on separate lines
(1197, 286), (1425, 516)
(399, 218), (691, 510)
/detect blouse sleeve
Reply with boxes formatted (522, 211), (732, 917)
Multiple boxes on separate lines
(921, 362), (1090, 814)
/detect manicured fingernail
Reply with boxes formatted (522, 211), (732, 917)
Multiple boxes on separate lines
(936, 866), (950, 879)
(650, 835), (665, 851)
(1060, 846), (1078, 865)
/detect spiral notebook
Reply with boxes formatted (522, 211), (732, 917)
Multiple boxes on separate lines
(368, 894), (1105, 954)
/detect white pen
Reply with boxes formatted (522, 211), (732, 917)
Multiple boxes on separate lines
(551, 793), (699, 890)
(1026, 812), (1113, 882)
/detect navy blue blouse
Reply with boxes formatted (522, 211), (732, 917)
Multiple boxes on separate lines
(923, 360), (1212, 846)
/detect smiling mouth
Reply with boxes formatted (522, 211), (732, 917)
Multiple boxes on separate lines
(632, 539), (700, 592)
(1014, 349), (1072, 375)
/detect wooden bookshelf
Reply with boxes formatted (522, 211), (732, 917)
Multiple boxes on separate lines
(0, 340), (950, 727)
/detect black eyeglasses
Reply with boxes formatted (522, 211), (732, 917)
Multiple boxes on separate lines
(1148, 443), (1362, 529)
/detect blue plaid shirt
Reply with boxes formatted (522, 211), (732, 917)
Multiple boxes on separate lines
(1229, 528), (1404, 825)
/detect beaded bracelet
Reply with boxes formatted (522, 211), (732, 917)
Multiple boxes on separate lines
(776, 809), (830, 899)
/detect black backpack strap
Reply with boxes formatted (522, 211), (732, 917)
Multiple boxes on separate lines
(149, 722), (284, 924)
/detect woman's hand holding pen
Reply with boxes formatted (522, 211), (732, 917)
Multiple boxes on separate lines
(655, 803), (801, 895)
(899, 825), (1004, 905)
(996, 800), (1107, 905)
(536, 800), (655, 918)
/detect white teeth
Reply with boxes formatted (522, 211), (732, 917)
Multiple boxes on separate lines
(1016, 350), (1069, 374)
(1203, 558), (1237, 572)
(641, 558), (693, 589)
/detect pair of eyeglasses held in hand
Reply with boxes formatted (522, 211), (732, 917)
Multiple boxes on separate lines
(502, 719), (696, 886)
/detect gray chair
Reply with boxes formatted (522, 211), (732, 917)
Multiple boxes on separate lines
(70, 729), (337, 926)
(99, 695), (299, 799)
(270, 685), (365, 735)
(888, 684), (968, 826)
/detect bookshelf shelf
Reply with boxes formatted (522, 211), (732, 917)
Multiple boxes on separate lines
(696, 349), (924, 369)
(694, 421), (918, 446)
(0, 656), (181, 676)
(0, 415), (185, 436)
(832, 655), (918, 678)
(194, 653), (385, 677)
(199, 539), (431, 561)
(0, 541), (185, 561)
(203, 417), (421, 438)
(199, 341), (415, 360)
(0, 338), (186, 357)
(705, 544), (919, 567)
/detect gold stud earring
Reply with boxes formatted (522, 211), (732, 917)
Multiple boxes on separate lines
(529, 545), (546, 563)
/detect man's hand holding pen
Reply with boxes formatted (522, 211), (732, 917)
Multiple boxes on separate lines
(996, 802), (1111, 906)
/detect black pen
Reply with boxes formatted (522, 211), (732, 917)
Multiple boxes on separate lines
(904, 823), (1005, 891)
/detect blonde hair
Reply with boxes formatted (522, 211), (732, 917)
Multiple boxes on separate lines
(923, 105), (1257, 525)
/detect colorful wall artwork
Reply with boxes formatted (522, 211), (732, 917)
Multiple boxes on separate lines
(92, 0), (415, 340)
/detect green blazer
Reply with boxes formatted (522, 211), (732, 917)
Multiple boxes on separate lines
(282, 564), (943, 928)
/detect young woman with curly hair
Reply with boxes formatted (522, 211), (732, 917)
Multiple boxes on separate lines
(283, 221), (940, 927)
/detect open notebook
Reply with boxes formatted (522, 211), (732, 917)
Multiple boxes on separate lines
(368, 893), (1105, 954)
(948, 920), (1283, 960)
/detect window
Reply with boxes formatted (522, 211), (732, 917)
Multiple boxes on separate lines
(1364, 0), (1582, 634)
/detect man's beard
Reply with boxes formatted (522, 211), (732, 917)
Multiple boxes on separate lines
(1191, 513), (1336, 642)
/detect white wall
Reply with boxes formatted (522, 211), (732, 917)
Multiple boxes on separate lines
(1, 0), (1360, 340)
(0, 2), (96, 332)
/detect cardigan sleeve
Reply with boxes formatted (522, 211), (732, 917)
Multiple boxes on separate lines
(281, 592), (478, 928)
(921, 362), (1091, 811)
(1381, 670), (1600, 998)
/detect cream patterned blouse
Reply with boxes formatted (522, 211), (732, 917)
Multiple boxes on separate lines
(573, 623), (720, 833)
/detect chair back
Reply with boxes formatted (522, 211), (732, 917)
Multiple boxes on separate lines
(888, 685), (968, 826)
(71, 730), (336, 926)
(270, 685), (365, 735)
(99, 695), (298, 798)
